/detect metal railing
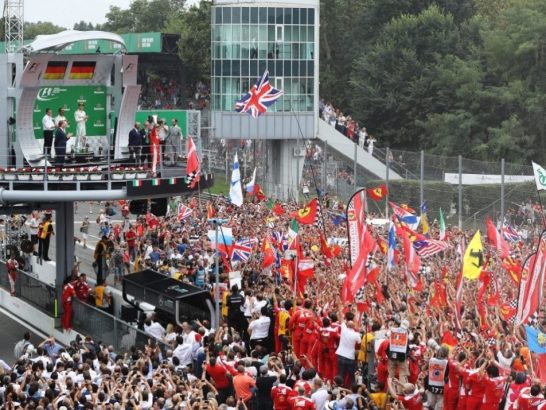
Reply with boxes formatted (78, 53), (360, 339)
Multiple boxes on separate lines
(0, 261), (57, 316)
(0, 142), (202, 186)
(72, 298), (170, 355)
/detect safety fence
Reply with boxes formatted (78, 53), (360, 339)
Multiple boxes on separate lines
(72, 298), (170, 355)
(0, 261), (57, 316)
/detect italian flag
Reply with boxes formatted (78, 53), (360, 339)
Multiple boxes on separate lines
(152, 179), (161, 186)
(132, 180), (143, 187)
(287, 219), (299, 250)
(168, 177), (177, 185)
(439, 208), (446, 240)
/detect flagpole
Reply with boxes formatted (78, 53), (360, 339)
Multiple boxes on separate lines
(532, 162), (546, 228)
(293, 253), (298, 297)
(536, 190), (546, 228)
(290, 110), (327, 236)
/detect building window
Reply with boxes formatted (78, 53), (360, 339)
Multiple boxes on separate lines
(275, 25), (284, 43)
(212, 6), (316, 112)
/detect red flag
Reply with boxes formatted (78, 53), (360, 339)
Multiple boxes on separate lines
(402, 230), (421, 274)
(477, 270), (491, 305)
(297, 258), (314, 278)
(185, 137), (200, 188)
(500, 301), (517, 321)
(375, 281), (384, 304)
(251, 184), (266, 201)
(272, 202), (285, 216)
(342, 250), (368, 302)
(367, 265), (381, 283)
(430, 280), (447, 308)
(377, 236), (388, 255)
(296, 259), (314, 296)
(280, 258), (294, 282)
(295, 198), (318, 225)
(502, 257), (522, 285)
(366, 185), (388, 201)
(515, 231), (546, 326)
(442, 331), (458, 348)
(477, 303), (489, 331)
(207, 203), (216, 219)
(261, 240), (276, 269)
(536, 355), (546, 384)
(319, 233), (333, 259)
(331, 244), (342, 257)
(486, 218), (509, 259)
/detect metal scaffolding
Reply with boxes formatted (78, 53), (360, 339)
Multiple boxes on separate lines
(4, 0), (24, 53)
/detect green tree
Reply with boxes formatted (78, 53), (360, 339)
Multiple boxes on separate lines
(349, 5), (468, 147)
(102, 0), (185, 33)
(24, 21), (66, 40)
(165, 0), (211, 83)
(73, 21), (98, 31)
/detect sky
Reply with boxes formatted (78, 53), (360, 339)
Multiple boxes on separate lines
(9, 0), (134, 28)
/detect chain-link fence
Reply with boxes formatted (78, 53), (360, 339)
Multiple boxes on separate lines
(72, 299), (170, 355)
(200, 111), (540, 229)
(0, 261), (57, 316)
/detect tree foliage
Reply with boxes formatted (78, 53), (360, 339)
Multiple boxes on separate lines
(24, 21), (66, 40)
(102, 0), (185, 33)
(319, 0), (546, 164)
(165, 0), (211, 83)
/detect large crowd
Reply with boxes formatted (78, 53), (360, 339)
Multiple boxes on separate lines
(2, 190), (546, 410)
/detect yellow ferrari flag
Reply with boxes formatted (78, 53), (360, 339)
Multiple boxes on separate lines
(463, 231), (484, 280)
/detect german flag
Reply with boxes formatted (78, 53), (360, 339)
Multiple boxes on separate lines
(69, 61), (96, 79)
(43, 61), (67, 80)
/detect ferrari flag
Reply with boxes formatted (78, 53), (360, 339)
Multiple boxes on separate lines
(366, 185), (388, 201)
(295, 198), (319, 225)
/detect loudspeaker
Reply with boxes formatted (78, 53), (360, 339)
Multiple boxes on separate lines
(150, 198), (167, 216)
(121, 305), (138, 323)
(129, 200), (147, 215)
(128, 198), (168, 216)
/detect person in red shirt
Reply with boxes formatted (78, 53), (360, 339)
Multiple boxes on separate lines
(376, 338), (390, 388)
(465, 358), (488, 410)
(124, 226), (137, 261)
(482, 363), (507, 410)
(387, 378), (423, 410)
(444, 350), (467, 410)
(288, 386), (316, 410)
(272, 374), (296, 410)
(71, 273), (90, 302)
(316, 318), (339, 381)
(289, 302), (305, 356)
(513, 384), (544, 410)
(205, 356), (235, 404)
(61, 279), (76, 331)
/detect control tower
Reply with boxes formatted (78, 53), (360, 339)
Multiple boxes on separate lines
(211, 0), (319, 200)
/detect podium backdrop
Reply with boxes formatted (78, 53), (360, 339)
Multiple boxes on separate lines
(32, 85), (107, 139)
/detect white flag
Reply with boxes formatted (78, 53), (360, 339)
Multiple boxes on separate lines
(229, 153), (244, 207)
(532, 161), (546, 191)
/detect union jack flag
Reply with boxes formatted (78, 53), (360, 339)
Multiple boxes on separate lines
(177, 203), (193, 222)
(230, 238), (258, 262)
(235, 70), (283, 118)
(502, 225), (520, 242)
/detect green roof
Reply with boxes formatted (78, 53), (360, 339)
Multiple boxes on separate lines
(1, 32), (164, 54)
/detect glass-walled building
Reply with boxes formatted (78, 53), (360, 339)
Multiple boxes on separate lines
(211, 0), (319, 140)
